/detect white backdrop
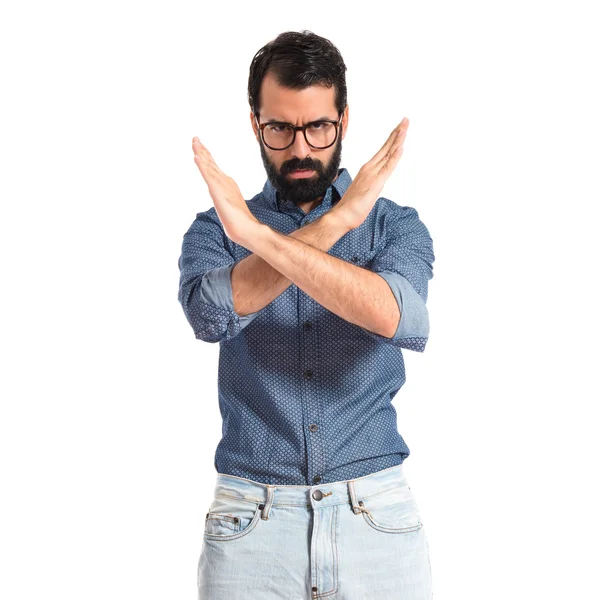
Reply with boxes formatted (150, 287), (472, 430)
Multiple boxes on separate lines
(1, 1), (598, 598)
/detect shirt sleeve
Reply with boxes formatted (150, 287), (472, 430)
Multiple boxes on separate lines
(177, 207), (260, 343)
(198, 264), (260, 331)
(359, 204), (435, 352)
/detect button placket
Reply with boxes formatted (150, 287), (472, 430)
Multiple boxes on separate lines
(300, 298), (323, 488)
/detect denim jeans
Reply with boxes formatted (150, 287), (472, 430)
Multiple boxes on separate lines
(197, 463), (433, 599)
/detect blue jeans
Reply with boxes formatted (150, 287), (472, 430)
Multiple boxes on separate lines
(197, 463), (433, 599)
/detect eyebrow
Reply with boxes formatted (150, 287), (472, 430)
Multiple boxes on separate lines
(264, 116), (335, 124)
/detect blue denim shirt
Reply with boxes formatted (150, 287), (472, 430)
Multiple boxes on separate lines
(178, 168), (435, 485)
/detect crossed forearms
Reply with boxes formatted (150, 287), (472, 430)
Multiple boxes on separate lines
(230, 207), (351, 317)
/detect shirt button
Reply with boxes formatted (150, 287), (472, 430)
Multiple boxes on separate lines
(351, 256), (358, 262)
(309, 423), (318, 432)
(312, 489), (323, 501)
(304, 369), (313, 379)
(304, 321), (312, 330)
(313, 475), (322, 484)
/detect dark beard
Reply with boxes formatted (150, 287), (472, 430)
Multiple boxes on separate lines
(258, 129), (343, 207)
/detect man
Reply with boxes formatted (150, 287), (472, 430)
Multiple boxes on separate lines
(178, 30), (435, 600)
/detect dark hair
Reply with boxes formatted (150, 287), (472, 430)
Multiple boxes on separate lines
(247, 30), (347, 120)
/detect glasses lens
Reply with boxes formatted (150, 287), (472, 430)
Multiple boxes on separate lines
(263, 124), (294, 149)
(263, 122), (338, 149)
(306, 122), (337, 149)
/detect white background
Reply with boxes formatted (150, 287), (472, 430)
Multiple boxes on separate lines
(1, 1), (598, 598)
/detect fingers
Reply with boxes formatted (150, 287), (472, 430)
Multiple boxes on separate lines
(370, 118), (409, 165)
(192, 136), (222, 181)
(192, 136), (215, 164)
(380, 144), (404, 175)
(369, 124), (401, 164)
(373, 119), (409, 171)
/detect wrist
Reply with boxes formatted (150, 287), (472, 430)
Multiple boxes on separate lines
(238, 220), (273, 254)
(326, 205), (357, 234)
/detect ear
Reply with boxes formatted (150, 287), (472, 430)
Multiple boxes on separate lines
(250, 111), (260, 143)
(341, 105), (349, 141)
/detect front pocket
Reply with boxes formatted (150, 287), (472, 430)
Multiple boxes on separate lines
(203, 495), (263, 542)
(358, 484), (423, 534)
(205, 512), (242, 535)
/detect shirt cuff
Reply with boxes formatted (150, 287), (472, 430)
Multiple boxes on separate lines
(199, 264), (260, 330)
(376, 271), (430, 341)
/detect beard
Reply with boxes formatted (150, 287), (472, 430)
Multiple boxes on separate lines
(258, 127), (343, 206)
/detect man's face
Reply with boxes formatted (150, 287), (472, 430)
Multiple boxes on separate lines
(251, 71), (349, 206)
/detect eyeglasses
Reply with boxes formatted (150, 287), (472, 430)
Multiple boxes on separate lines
(255, 113), (343, 151)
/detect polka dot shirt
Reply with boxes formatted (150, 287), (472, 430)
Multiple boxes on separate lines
(178, 168), (435, 485)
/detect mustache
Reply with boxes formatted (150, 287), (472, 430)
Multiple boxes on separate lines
(281, 160), (322, 174)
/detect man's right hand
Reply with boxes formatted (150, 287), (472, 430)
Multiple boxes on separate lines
(333, 118), (409, 231)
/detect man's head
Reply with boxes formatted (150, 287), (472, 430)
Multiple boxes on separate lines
(248, 31), (349, 207)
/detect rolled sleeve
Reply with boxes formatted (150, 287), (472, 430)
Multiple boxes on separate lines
(358, 203), (435, 352)
(177, 207), (260, 343)
(377, 271), (430, 340)
(199, 264), (260, 332)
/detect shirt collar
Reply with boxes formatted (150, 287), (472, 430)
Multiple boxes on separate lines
(261, 167), (353, 214)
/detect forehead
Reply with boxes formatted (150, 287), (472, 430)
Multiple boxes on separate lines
(259, 71), (337, 121)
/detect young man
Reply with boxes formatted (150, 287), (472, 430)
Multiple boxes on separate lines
(178, 30), (435, 600)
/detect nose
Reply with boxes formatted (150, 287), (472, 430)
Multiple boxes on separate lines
(289, 129), (313, 160)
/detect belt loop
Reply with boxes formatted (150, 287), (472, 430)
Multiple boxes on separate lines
(261, 484), (274, 520)
(347, 480), (362, 515)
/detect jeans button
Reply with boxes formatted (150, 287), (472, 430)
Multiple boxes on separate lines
(312, 490), (323, 501)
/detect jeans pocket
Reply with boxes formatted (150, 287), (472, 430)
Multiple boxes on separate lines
(204, 495), (263, 542)
(358, 484), (423, 534)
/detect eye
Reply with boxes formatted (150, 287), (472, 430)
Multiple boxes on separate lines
(266, 124), (289, 133)
(308, 122), (327, 130)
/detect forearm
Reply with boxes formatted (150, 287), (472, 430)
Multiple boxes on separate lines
(244, 222), (400, 338)
(231, 207), (352, 317)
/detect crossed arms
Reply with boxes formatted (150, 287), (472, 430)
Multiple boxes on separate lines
(181, 120), (433, 348)
(230, 208), (399, 338)
(178, 201), (433, 348)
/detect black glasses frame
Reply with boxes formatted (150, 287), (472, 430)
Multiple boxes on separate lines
(255, 113), (343, 151)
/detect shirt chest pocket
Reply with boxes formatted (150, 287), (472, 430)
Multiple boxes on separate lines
(344, 248), (378, 269)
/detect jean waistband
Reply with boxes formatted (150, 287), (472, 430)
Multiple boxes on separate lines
(209, 463), (409, 518)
